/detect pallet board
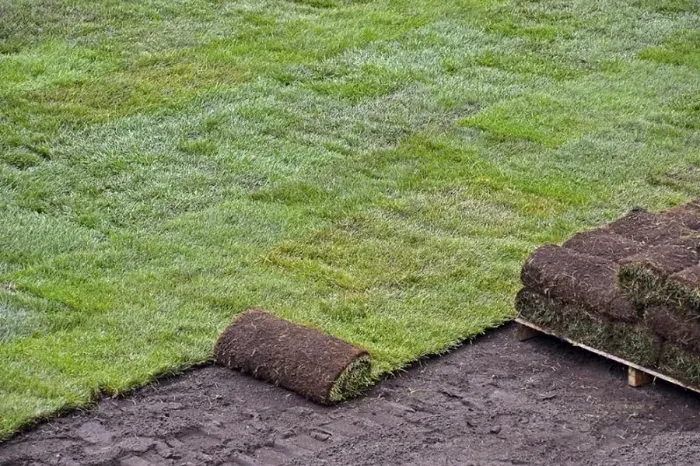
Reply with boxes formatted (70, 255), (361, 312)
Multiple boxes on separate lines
(515, 317), (700, 395)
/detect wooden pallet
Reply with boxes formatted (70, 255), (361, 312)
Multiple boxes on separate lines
(515, 317), (700, 394)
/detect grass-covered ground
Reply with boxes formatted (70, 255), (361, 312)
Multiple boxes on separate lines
(1, 0), (698, 437)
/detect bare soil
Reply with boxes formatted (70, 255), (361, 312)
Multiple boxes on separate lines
(2, 324), (700, 466)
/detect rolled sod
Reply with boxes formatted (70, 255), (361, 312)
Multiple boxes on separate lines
(521, 245), (637, 321)
(515, 289), (662, 367)
(663, 265), (700, 312)
(658, 342), (700, 387)
(608, 209), (696, 245)
(214, 309), (372, 404)
(562, 228), (643, 262)
(618, 241), (700, 306)
(644, 305), (700, 354)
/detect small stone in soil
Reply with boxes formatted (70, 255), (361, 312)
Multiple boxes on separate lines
(489, 425), (502, 434)
(310, 430), (331, 442)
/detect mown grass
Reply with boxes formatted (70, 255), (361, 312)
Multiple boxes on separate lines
(1, 0), (699, 437)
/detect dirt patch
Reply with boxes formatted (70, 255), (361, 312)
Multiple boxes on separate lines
(2, 324), (700, 466)
(521, 245), (637, 321)
(214, 309), (371, 404)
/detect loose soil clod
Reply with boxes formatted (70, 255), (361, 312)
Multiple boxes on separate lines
(214, 309), (372, 405)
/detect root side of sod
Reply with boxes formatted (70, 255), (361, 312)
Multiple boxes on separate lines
(521, 245), (637, 321)
(619, 258), (700, 312)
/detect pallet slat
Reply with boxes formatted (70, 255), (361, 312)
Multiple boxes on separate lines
(515, 317), (700, 395)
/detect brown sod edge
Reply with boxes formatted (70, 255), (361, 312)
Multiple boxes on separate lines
(521, 245), (637, 321)
(608, 209), (697, 245)
(644, 305), (700, 354)
(214, 309), (372, 405)
(515, 289), (661, 368)
(658, 342), (700, 387)
(665, 265), (700, 312)
(662, 203), (700, 231)
(563, 228), (643, 262)
(619, 241), (700, 278)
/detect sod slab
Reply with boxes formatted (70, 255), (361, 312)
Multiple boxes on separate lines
(562, 228), (643, 262)
(619, 241), (700, 307)
(2, 0), (700, 439)
(608, 210), (696, 245)
(644, 305), (700, 354)
(515, 289), (661, 368)
(658, 342), (700, 387)
(521, 245), (637, 321)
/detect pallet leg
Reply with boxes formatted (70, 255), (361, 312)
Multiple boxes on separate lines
(516, 323), (542, 342)
(628, 366), (653, 387)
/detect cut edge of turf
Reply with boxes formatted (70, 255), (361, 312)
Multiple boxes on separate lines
(329, 354), (373, 402)
(0, 359), (211, 442)
(515, 288), (662, 368)
(619, 265), (700, 312)
(0, 312), (514, 442)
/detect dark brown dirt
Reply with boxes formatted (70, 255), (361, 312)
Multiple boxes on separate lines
(3, 324), (700, 466)
(608, 209), (695, 245)
(214, 309), (369, 404)
(562, 228), (643, 262)
(521, 245), (637, 321)
(644, 305), (700, 353)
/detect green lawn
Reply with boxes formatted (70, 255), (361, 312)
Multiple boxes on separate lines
(1, 0), (699, 437)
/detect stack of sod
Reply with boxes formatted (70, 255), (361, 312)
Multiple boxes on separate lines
(517, 200), (700, 387)
(615, 215), (700, 386)
(214, 309), (372, 404)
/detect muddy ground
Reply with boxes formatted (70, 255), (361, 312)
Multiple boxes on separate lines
(2, 324), (700, 466)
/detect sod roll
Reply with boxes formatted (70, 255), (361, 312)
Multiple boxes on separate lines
(521, 245), (637, 321)
(644, 305), (700, 354)
(658, 342), (700, 386)
(516, 288), (662, 367)
(562, 228), (643, 262)
(618, 241), (700, 306)
(214, 309), (372, 404)
(608, 209), (695, 245)
(663, 265), (700, 312)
